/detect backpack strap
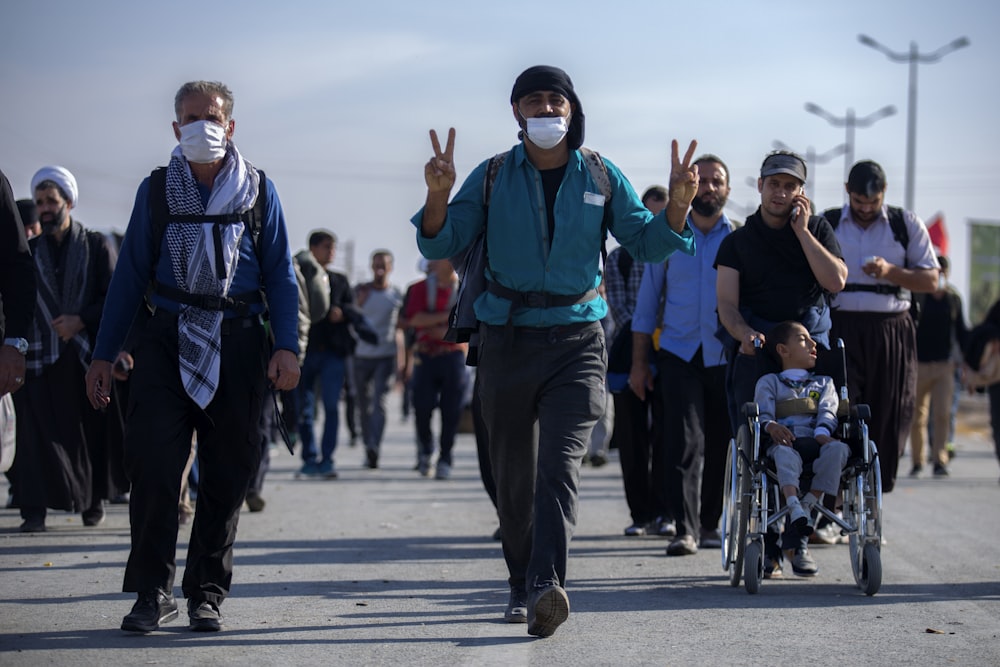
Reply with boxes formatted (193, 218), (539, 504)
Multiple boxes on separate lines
(886, 206), (909, 266)
(579, 147), (613, 265)
(822, 207), (841, 230)
(483, 151), (510, 209)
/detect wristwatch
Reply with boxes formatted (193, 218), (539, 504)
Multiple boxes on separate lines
(3, 337), (29, 355)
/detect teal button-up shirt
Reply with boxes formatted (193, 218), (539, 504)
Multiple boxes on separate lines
(412, 142), (695, 328)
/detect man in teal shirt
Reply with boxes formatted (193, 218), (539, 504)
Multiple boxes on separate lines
(412, 65), (697, 637)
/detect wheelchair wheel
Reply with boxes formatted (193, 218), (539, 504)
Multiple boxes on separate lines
(743, 539), (763, 595)
(849, 439), (883, 594)
(857, 543), (882, 596)
(722, 438), (745, 586)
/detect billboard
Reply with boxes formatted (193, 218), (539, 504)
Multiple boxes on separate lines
(968, 221), (1000, 325)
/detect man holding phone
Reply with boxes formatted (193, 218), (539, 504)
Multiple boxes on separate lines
(714, 150), (847, 577)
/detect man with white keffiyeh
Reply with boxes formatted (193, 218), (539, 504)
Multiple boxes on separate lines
(86, 81), (300, 635)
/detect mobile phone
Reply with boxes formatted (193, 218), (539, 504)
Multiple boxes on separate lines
(790, 206), (800, 221)
(114, 357), (132, 374)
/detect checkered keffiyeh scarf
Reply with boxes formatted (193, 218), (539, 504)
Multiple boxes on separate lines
(165, 143), (259, 408)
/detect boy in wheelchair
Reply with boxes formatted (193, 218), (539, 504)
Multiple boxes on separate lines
(754, 321), (851, 575)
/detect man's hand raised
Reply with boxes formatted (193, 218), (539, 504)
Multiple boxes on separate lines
(424, 128), (457, 194)
(666, 139), (699, 233)
(668, 139), (699, 205)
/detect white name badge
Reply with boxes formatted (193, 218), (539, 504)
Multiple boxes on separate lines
(584, 192), (606, 207)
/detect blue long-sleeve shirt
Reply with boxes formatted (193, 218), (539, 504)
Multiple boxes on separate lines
(632, 214), (731, 367)
(412, 143), (694, 328)
(93, 175), (299, 361)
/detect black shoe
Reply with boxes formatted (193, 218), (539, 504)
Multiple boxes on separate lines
(527, 585), (570, 638)
(909, 464), (923, 478)
(82, 503), (106, 526)
(188, 599), (222, 632)
(19, 517), (46, 533)
(121, 588), (178, 633)
(365, 450), (379, 469)
(933, 464), (949, 478)
(504, 586), (527, 623)
(245, 492), (266, 512)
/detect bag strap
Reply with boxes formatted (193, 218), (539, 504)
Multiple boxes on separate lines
(578, 147), (613, 265)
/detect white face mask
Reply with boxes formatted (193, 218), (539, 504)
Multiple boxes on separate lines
(178, 120), (228, 163)
(524, 115), (569, 150)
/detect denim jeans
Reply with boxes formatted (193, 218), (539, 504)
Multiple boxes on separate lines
(298, 349), (346, 465)
(354, 355), (396, 456)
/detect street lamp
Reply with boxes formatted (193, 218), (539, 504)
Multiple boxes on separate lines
(858, 34), (970, 212)
(772, 140), (848, 203)
(803, 102), (896, 186)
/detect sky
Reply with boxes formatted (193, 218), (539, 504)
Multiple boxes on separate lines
(3, 0), (998, 311)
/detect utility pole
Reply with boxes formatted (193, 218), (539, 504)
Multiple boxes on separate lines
(803, 102), (896, 186)
(858, 34), (970, 212)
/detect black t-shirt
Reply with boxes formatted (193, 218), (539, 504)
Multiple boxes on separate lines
(714, 210), (843, 323)
(916, 290), (964, 362)
(539, 164), (567, 249)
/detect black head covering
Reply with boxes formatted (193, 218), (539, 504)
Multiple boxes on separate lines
(510, 65), (585, 150)
(16, 199), (37, 226)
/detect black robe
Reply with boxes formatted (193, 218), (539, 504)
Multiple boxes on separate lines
(13, 222), (119, 513)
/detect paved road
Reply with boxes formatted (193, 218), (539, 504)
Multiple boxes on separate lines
(1, 391), (999, 666)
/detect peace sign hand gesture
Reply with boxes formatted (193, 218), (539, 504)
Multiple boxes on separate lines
(425, 128), (457, 194)
(668, 139), (700, 210)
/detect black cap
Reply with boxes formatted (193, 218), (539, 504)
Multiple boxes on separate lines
(760, 151), (807, 183)
(846, 160), (887, 197)
(510, 65), (585, 150)
(16, 199), (37, 226)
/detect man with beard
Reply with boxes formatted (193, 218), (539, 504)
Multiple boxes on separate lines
(825, 160), (939, 493)
(629, 155), (734, 556)
(413, 65), (698, 637)
(15, 166), (118, 532)
(714, 151), (846, 577)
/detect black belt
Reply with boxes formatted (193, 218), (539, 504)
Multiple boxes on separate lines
(152, 310), (260, 335)
(152, 282), (262, 316)
(842, 283), (903, 296)
(486, 280), (598, 351)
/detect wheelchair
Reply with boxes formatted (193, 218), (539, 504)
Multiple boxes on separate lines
(721, 338), (883, 595)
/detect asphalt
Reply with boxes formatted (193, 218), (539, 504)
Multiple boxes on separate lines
(1, 391), (999, 666)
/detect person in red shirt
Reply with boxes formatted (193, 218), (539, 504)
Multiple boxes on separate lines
(399, 259), (468, 479)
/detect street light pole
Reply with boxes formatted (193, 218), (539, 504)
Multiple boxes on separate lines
(803, 102), (896, 187)
(858, 34), (970, 212)
(772, 140), (847, 203)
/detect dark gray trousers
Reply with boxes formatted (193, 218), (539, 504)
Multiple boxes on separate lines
(477, 321), (606, 592)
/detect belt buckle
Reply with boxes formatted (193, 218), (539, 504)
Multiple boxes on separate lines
(524, 293), (548, 309)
